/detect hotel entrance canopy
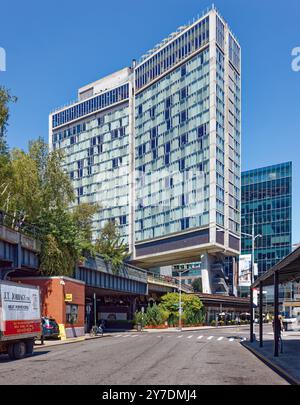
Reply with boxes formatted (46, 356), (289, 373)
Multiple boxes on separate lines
(252, 246), (300, 288)
(251, 246), (300, 358)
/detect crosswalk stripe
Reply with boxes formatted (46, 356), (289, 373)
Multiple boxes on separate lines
(114, 334), (122, 337)
(122, 335), (130, 338)
(187, 335), (193, 339)
(197, 336), (203, 340)
(229, 338), (235, 342)
(207, 336), (214, 340)
(177, 335), (183, 338)
(217, 337), (224, 341)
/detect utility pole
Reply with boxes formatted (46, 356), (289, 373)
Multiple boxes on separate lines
(250, 213), (255, 342)
(93, 292), (97, 327)
(179, 273), (182, 331)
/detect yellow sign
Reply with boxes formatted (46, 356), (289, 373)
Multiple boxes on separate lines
(65, 294), (73, 302)
(58, 324), (66, 340)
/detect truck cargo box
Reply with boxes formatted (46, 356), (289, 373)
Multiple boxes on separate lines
(0, 280), (41, 341)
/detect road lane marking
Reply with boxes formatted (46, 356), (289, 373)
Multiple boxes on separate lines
(197, 336), (203, 340)
(217, 337), (224, 341)
(207, 336), (214, 340)
(187, 335), (193, 339)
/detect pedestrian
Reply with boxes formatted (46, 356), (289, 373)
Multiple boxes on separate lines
(272, 315), (284, 333)
(272, 315), (284, 353)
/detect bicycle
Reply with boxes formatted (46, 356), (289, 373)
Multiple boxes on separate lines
(89, 325), (104, 337)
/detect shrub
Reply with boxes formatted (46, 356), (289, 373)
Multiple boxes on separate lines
(134, 311), (147, 327)
(210, 320), (216, 327)
(160, 292), (205, 326)
(146, 304), (169, 326)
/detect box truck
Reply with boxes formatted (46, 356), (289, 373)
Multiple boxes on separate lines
(0, 280), (41, 360)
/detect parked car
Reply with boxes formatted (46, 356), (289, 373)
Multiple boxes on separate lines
(41, 317), (60, 339)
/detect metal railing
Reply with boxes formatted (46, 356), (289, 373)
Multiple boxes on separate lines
(0, 210), (41, 240)
(147, 272), (194, 293)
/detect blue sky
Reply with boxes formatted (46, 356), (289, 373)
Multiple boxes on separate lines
(0, 0), (299, 242)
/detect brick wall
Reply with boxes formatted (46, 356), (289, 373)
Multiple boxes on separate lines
(13, 277), (85, 333)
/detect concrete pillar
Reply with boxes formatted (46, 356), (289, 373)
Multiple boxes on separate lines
(130, 297), (137, 320)
(201, 253), (212, 294)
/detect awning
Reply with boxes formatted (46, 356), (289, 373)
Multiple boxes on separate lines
(252, 246), (300, 288)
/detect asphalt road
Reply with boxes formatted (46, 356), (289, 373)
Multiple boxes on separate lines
(0, 327), (288, 385)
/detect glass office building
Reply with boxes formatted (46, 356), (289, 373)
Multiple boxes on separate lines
(241, 162), (292, 276)
(49, 7), (241, 294)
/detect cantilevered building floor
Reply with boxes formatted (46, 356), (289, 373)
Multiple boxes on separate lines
(49, 7), (241, 294)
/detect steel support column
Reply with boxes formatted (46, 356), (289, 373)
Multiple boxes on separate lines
(274, 271), (279, 357)
(259, 281), (263, 347)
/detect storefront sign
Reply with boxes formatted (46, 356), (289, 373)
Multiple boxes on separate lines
(65, 294), (73, 302)
(238, 254), (252, 287)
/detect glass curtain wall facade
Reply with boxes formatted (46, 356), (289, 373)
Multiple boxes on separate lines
(51, 84), (131, 243)
(49, 8), (241, 292)
(241, 162), (292, 276)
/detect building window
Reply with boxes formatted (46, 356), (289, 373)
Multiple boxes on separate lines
(180, 110), (187, 123)
(120, 215), (127, 225)
(66, 304), (78, 325)
(180, 87), (188, 100)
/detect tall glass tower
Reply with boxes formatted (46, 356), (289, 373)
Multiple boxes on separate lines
(241, 162), (292, 276)
(49, 7), (241, 294)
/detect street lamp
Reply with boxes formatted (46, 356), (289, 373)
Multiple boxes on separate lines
(241, 212), (262, 342)
(177, 268), (190, 331)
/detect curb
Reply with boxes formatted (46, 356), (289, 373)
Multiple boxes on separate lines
(242, 342), (300, 386)
(34, 334), (112, 349)
(139, 325), (250, 333)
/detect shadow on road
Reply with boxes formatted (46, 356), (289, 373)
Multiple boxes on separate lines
(0, 351), (50, 363)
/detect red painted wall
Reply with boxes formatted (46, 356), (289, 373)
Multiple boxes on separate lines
(13, 277), (85, 329)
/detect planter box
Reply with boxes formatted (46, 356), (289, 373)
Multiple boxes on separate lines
(143, 325), (168, 329)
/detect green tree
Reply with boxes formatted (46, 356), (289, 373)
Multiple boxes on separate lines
(71, 203), (100, 256)
(0, 87), (16, 208)
(145, 304), (169, 326)
(160, 292), (205, 326)
(0, 137), (97, 277)
(0, 86), (17, 155)
(94, 220), (130, 273)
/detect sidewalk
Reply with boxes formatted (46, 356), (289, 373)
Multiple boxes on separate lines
(243, 331), (300, 385)
(135, 325), (251, 333)
(34, 333), (112, 349)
